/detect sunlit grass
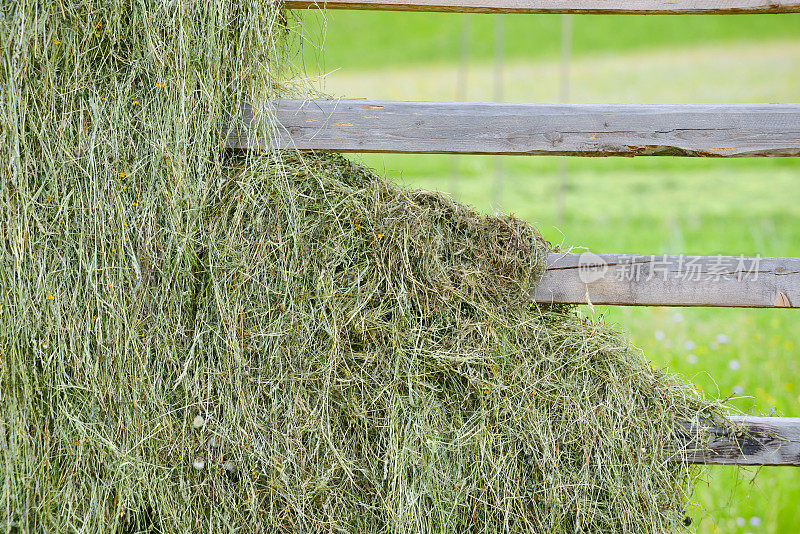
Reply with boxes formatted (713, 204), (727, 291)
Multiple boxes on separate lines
(299, 11), (800, 71)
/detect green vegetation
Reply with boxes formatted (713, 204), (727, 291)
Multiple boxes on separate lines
(299, 11), (800, 70)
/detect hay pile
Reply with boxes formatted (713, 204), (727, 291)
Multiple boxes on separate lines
(2, 1), (722, 532)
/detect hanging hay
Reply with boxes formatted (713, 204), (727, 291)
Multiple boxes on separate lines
(2, 1), (725, 532)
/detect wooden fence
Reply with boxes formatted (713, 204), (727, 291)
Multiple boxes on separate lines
(284, 0), (800, 14)
(229, 101), (800, 157)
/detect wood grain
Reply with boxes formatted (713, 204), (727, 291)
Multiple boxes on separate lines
(533, 253), (800, 307)
(228, 100), (800, 157)
(681, 416), (800, 466)
(284, 0), (800, 14)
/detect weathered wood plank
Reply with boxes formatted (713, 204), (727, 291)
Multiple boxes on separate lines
(533, 253), (800, 307)
(682, 416), (800, 466)
(284, 0), (800, 14)
(227, 100), (800, 157)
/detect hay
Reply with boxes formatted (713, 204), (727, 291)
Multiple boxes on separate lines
(2, 1), (723, 532)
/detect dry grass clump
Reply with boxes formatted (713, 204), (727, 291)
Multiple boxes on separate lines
(2, 1), (722, 532)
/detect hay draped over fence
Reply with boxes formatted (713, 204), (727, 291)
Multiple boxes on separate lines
(2, 1), (721, 532)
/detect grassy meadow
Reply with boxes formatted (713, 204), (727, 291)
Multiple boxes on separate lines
(297, 10), (800, 533)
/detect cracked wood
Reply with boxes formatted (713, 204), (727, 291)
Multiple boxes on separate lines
(533, 253), (800, 307)
(284, 0), (800, 14)
(227, 100), (800, 157)
(681, 416), (800, 466)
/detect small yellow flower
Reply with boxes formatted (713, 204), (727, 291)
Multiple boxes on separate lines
(112, 248), (116, 253)
(122, 185), (127, 191)
(132, 202), (138, 207)
(377, 234), (385, 239)
(94, 22), (101, 29)
(55, 40), (61, 45)
(132, 100), (139, 105)
(46, 294), (55, 301)
(119, 172), (126, 178)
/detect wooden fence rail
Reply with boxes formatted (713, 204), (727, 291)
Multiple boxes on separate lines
(534, 253), (799, 308)
(682, 416), (800, 466)
(284, 0), (800, 14)
(228, 100), (800, 157)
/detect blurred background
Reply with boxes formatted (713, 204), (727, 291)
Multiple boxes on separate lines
(295, 11), (800, 532)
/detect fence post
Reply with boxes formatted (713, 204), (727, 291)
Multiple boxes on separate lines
(493, 14), (505, 214)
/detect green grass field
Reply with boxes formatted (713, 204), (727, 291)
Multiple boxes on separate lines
(298, 9), (800, 533)
(297, 11), (800, 70)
